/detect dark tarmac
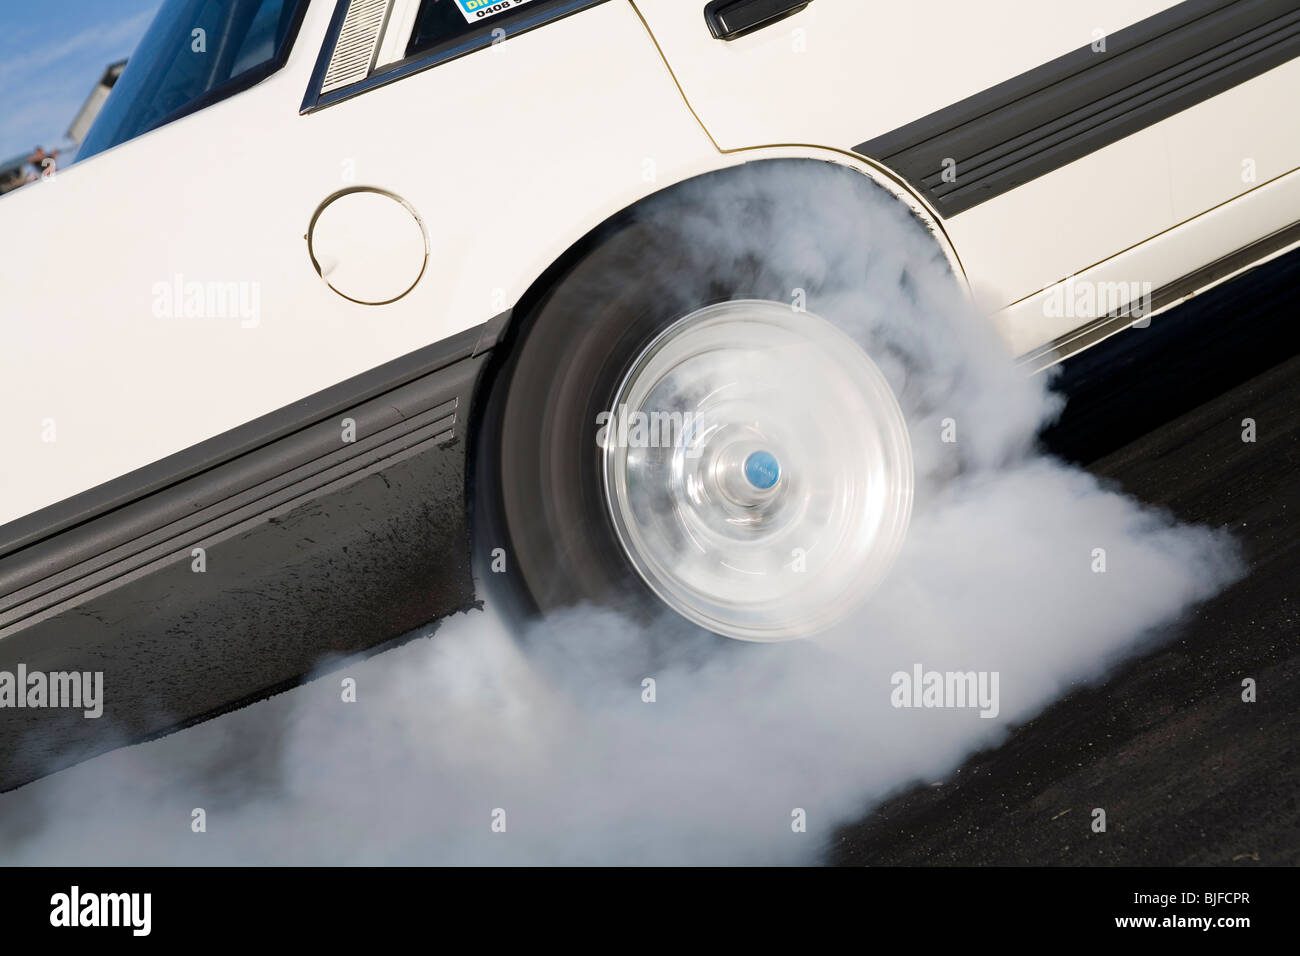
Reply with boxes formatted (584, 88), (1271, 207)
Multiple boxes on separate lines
(832, 246), (1300, 865)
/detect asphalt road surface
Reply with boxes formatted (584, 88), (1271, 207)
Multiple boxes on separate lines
(831, 246), (1300, 866)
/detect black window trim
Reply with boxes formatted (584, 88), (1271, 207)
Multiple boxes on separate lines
(300, 0), (613, 114)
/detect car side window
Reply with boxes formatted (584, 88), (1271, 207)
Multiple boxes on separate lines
(304, 0), (610, 112)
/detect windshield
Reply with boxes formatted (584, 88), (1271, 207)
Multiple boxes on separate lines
(78, 0), (305, 161)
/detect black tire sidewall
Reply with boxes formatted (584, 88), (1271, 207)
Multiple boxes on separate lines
(477, 159), (958, 630)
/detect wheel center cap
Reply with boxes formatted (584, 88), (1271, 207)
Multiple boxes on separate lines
(713, 440), (785, 510)
(744, 450), (781, 490)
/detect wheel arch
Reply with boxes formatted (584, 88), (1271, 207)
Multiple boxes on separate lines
(503, 147), (968, 352)
(482, 146), (961, 368)
(468, 147), (968, 477)
(465, 148), (969, 622)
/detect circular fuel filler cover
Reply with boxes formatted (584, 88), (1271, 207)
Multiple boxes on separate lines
(308, 187), (429, 305)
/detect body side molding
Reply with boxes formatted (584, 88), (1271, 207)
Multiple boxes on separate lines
(1016, 217), (1300, 372)
(854, 0), (1300, 217)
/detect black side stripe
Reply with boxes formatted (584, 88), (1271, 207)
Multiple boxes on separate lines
(854, 0), (1300, 217)
(0, 368), (466, 630)
(0, 316), (505, 562)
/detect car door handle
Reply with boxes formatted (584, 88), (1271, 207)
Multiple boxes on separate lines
(704, 0), (812, 40)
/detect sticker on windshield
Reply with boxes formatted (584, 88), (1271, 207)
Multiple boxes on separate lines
(455, 0), (537, 23)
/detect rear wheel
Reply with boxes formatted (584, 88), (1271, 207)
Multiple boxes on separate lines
(475, 162), (943, 641)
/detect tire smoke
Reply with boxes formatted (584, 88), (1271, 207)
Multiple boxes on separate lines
(0, 161), (1241, 864)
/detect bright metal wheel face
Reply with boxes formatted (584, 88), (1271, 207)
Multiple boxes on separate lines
(601, 300), (913, 641)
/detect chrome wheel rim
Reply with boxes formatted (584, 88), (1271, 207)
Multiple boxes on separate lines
(601, 300), (913, 641)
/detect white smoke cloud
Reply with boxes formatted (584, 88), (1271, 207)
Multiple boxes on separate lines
(0, 160), (1241, 864)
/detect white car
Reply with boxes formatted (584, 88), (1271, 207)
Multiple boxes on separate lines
(1, 0), (1297, 787)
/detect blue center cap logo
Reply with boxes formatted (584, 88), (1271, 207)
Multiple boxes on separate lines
(743, 450), (781, 490)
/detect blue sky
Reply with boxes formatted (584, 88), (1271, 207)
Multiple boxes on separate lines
(0, 0), (161, 162)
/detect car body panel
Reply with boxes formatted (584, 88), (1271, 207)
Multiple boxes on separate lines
(946, 53), (1300, 326)
(631, 0), (1174, 156)
(0, 0), (720, 527)
(634, 0), (1300, 338)
(997, 165), (1300, 362)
